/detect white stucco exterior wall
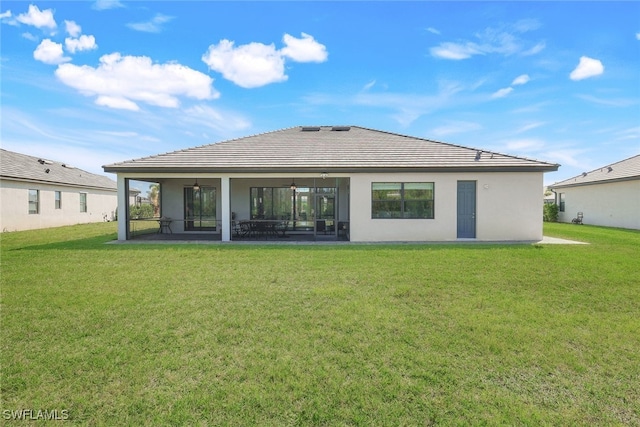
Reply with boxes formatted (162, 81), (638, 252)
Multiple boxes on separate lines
(349, 172), (544, 242)
(556, 180), (640, 230)
(0, 179), (117, 232)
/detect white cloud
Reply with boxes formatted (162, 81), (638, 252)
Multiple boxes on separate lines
(430, 42), (482, 60)
(202, 39), (286, 88)
(181, 104), (251, 133)
(427, 27), (441, 35)
(281, 33), (328, 62)
(492, 74), (530, 99)
(93, 0), (124, 11)
(636, 32), (640, 41)
(431, 20), (544, 60)
(570, 56), (604, 81)
(515, 122), (544, 133)
(65, 35), (98, 53)
(504, 138), (545, 152)
(96, 96), (140, 111)
(65, 20), (81, 37)
(523, 42), (546, 56)
(575, 94), (635, 107)
(512, 19), (542, 33)
(55, 53), (219, 110)
(33, 39), (70, 64)
(22, 32), (39, 42)
(202, 33), (327, 88)
(492, 87), (513, 99)
(0, 10), (13, 22)
(430, 121), (482, 137)
(512, 74), (530, 86)
(127, 14), (173, 33)
(362, 80), (376, 91)
(306, 81), (466, 127)
(543, 149), (586, 169)
(615, 126), (640, 141)
(16, 4), (56, 30)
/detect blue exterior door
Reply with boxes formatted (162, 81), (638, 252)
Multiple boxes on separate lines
(457, 181), (476, 238)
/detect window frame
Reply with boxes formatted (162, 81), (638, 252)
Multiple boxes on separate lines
(79, 192), (87, 213)
(55, 191), (62, 209)
(371, 182), (434, 219)
(29, 189), (39, 214)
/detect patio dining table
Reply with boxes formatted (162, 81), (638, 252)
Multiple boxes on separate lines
(238, 220), (287, 239)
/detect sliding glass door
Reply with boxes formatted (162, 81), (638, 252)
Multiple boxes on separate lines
(184, 187), (216, 231)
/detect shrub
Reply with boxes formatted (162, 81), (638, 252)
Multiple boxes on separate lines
(129, 204), (155, 219)
(543, 203), (559, 222)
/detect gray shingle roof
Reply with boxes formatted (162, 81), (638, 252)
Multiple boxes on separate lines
(1, 149), (117, 190)
(103, 125), (559, 173)
(550, 154), (640, 189)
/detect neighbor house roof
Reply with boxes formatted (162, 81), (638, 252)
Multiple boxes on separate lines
(103, 125), (559, 173)
(0, 149), (117, 190)
(550, 154), (640, 189)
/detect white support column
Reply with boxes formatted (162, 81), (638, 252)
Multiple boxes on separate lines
(117, 175), (128, 240)
(221, 176), (231, 242)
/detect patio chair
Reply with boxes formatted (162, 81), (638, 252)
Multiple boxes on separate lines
(571, 212), (583, 225)
(238, 221), (251, 237)
(276, 220), (290, 238)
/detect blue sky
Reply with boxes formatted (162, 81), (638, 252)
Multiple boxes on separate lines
(1, 1), (639, 187)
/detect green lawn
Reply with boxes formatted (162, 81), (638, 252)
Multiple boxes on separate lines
(1, 223), (639, 425)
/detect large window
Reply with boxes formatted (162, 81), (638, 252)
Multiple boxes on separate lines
(55, 191), (62, 209)
(372, 182), (434, 219)
(29, 189), (39, 214)
(80, 193), (87, 212)
(250, 187), (294, 220)
(184, 187), (216, 231)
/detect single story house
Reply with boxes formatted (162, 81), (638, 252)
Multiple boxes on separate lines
(103, 125), (559, 242)
(0, 149), (118, 232)
(549, 154), (640, 230)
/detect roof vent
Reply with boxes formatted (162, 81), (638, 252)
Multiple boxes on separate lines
(475, 150), (482, 161)
(331, 126), (351, 131)
(581, 172), (587, 177)
(607, 166), (613, 172)
(301, 126), (321, 132)
(62, 164), (75, 169)
(38, 159), (53, 165)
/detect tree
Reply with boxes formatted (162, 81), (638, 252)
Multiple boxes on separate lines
(148, 183), (160, 216)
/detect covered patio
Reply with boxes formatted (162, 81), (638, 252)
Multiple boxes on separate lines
(122, 175), (350, 243)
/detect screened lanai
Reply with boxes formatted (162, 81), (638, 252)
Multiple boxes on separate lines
(124, 176), (350, 242)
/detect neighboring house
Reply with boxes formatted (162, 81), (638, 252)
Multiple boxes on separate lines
(103, 125), (559, 242)
(129, 187), (142, 207)
(549, 154), (640, 230)
(0, 149), (118, 232)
